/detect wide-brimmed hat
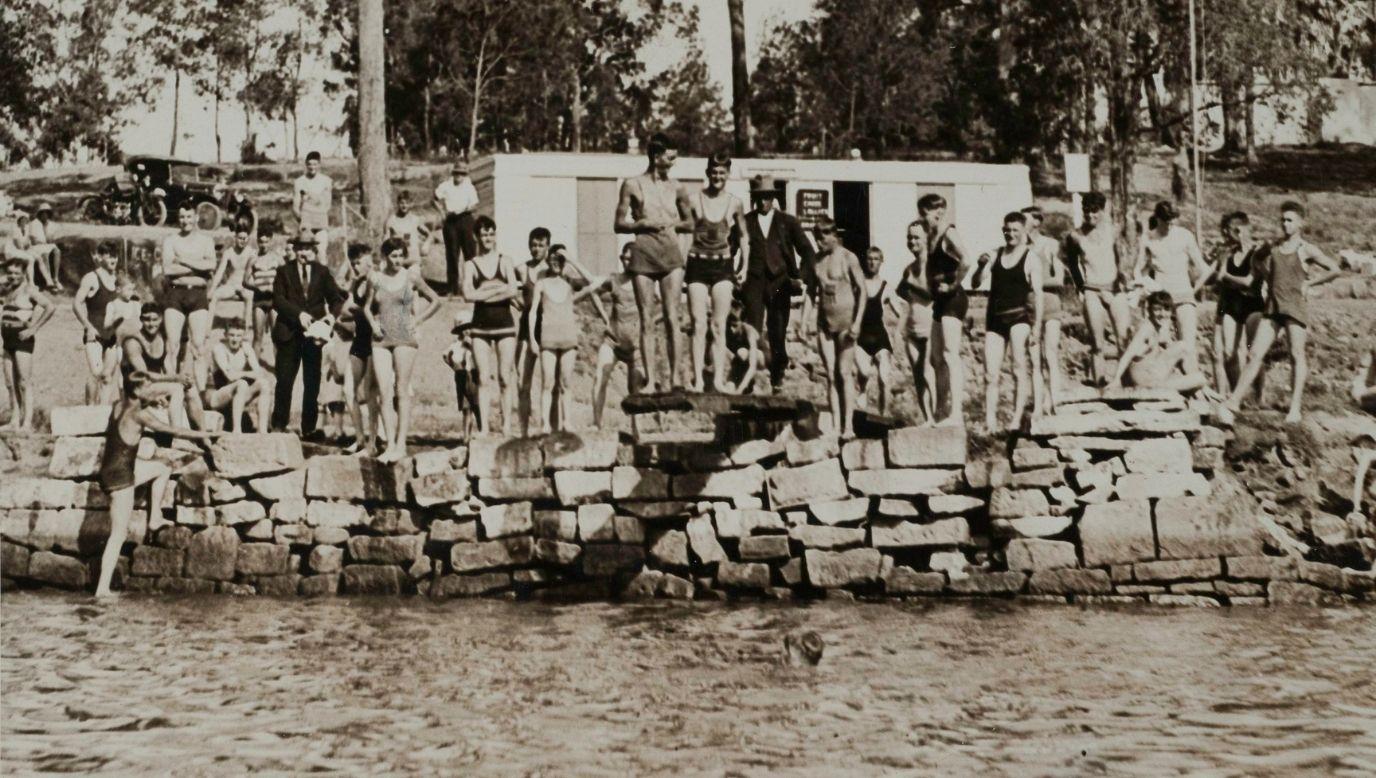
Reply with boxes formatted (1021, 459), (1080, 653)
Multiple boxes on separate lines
(749, 174), (783, 196)
(289, 227), (320, 248)
(450, 306), (474, 335)
(13, 210), (30, 223)
(33, 201), (53, 215)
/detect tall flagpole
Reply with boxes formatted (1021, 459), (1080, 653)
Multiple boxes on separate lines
(1188, 0), (1204, 239)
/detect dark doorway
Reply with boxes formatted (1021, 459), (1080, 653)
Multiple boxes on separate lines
(833, 181), (869, 257)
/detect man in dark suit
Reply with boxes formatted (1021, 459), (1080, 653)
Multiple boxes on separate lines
(741, 174), (816, 392)
(271, 229), (346, 440)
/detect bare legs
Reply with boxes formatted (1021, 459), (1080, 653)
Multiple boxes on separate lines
(2, 350), (34, 430)
(984, 323), (1031, 432)
(931, 315), (965, 426)
(1220, 317), (1309, 424)
(631, 269), (684, 391)
(372, 344), (417, 461)
(1082, 291), (1132, 386)
(592, 342), (639, 430)
(1174, 302), (1201, 377)
(95, 459), (171, 597)
(854, 348), (893, 415)
(904, 336), (935, 423)
(817, 333), (857, 437)
(540, 348), (578, 432)
(1032, 319), (1062, 416)
(518, 342), (542, 436)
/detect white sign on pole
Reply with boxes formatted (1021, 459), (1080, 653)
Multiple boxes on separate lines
(1063, 153), (1091, 194)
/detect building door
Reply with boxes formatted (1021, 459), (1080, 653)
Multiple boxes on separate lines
(576, 178), (622, 275)
(833, 181), (870, 257)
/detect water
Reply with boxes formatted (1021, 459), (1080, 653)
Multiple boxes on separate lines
(3, 594), (1374, 776)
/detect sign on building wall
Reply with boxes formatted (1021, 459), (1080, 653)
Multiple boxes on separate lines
(795, 189), (830, 228)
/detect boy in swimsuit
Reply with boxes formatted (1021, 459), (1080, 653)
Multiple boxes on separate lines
(613, 132), (694, 391)
(919, 193), (972, 427)
(73, 241), (122, 404)
(516, 227), (552, 434)
(1062, 193), (1132, 387)
(1219, 201), (1340, 425)
(444, 309), (480, 439)
(894, 221), (936, 423)
(527, 247), (581, 432)
(853, 247), (896, 415)
(1133, 200), (1210, 377)
(1201, 211), (1265, 397)
(685, 152), (749, 393)
(160, 203), (219, 374)
(577, 244), (644, 429)
(461, 216), (521, 434)
(202, 321), (271, 433)
(122, 304), (206, 430)
(810, 218), (867, 438)
(210, 224), (256, 327)
(1108, 291), (1209, 395)
(1, 257), (56, 430)
(243, 227), (283, 358)
(1023, 206), (1065, 416)
(972, 212), (1042, 432)
(94, 372), (219, 597)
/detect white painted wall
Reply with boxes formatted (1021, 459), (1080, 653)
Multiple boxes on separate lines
(492, 175), (579, 267)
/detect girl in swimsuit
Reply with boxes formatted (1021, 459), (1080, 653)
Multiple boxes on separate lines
(919, 194), (971, 427)
(74, 241), (122, 404)
(366, 237), (441, 461)
(577, 245), (644, 429)
(853, 247), (897, 415)
(810, 218), (867, 438)
(94, 372), (219, 597)
(462, 216), (521, 434)
(527, 248), (581, 432)
(685, 152), (750, 393)
(202, 321), (271, 432)
(337, 243), (380, 455)
(1, 257), (56, 430)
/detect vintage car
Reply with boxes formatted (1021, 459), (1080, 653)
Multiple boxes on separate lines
(82, 155), (251, 230)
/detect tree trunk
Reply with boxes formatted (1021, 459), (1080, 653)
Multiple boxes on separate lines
(468, 37), (486, 157)
(170, 69), (181, 156)
(358, 0), (391, 238)
(570, 68), (583, 152)
(727, 0), (754, 155)
(1142, 74), (1174, 147)
(1106, 69), (1139, 270)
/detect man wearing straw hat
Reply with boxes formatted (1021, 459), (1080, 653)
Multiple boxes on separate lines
(741, 173), (814, 393)
(434, 159), (480, 296)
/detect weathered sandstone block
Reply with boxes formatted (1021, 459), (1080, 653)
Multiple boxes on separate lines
(674, 465), (766, 500)
(947, 571), (1027, 595)
(554, 470), (613, 505)
(718, 560), (771, 588)
(785, 435), (838, 466)
(649, 530), (690, 568)
(1154, 496), (1263, 559)
(848, 469), (961, 497)
(309, 545), (344, 573)
(466, 435), (544, 478)
(766, 459), (848, 509)
(476, 477), (553, 500)
(543, 431), (621, 470)
(582, 544), (645, 577)
(341, 564), (405, 594)
(883, 566), (946, 594)
(304, 501), (368, 528)
(236, 543), (292, 575)
(0, 478), (79, 510)
(1114, 472), (1210, 501)
(988, 488), (1050, 519)
(841, 438), (886, 470)
(805, 548), (882, 588)
(131, 545), (184, 577)
(1122, 437), (1193, 474)
(480, 502), (533, 539)
(1028, 569), (1112, 595)
(992, 515), (1073, 538)
(926, 495), (985, 515)
(739, 535), (790, 560)
(887, 426), (966, 467)
(185, 526), (240, 581)
(450, 537), (534, 573)
(48, 404), (112, 436)
(871, 518), (970, 548)
(347, 535), (425, 564)
(1006, 539), (1077, 571)
(409, 470), (471, 506)
(26, 551), (89, 589)
(685, 516), (726, 564)
(533, 511), (576, 541)
(611, 466), (669, 500)
(1078, 501), (1154, 566)
(210, 433), (303, 478)
(788, 525), (865, 549)
(576, 504), (616, 542)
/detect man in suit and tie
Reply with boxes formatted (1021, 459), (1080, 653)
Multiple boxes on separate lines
(272, 229), (346, 440)
(741, 174), (816, 393)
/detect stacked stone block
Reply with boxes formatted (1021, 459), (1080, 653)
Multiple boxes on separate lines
(2, 400), (1371, 605)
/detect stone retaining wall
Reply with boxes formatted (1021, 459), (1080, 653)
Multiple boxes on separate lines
(2, 394), (1373, 605)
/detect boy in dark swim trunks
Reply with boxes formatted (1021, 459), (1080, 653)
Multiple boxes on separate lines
(972, 212), (1042, 432)
(74, 241), (123, 404)
(853, 247), (896, 414)
(1219, 201), (1340, 425)
(919, 193), (972, 426)
(94, 372), (219, 597)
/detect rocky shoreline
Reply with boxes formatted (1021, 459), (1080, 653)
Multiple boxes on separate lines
(2, 390), (1373, 605)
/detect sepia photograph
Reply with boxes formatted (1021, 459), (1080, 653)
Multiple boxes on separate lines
(2, 0), (1375, 773)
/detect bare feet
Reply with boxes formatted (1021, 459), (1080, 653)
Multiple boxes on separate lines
(1284, 409), (1302, 424)
(1216, 404), (1236, 426)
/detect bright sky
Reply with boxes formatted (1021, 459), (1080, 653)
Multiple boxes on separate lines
(118, 0), (819, 164)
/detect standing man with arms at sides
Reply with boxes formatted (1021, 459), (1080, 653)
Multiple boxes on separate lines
(160, 202), (219, 374)
(435, 160), (479, 296)
(685, 152), (749, 393)
(1022, 206), (1066, 415)
(1062, 191), (1132, 387)
(920, 193), (972, 427)
(516, 227), (552, 434)
(26, 202), (62, 290)
(293, 151), (334, 264)
(972, 212), (1042, 433)
(271, 229), (346, 441)
(73, 241), (123, 404)
(895, 220), (936, 423)
(810, 217), (867, 438)
(1134, 200), (1210, 377)
(462, 216), (521, 434)
(385, 192), (429, 264)
(614, 132), (693, 392)
(2, 257), (56, 430)
(741, 174), (814, 394)
(1219, 201), (1340, 425)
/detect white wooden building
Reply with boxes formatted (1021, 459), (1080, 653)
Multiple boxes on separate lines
(470, 152), (1032, 283)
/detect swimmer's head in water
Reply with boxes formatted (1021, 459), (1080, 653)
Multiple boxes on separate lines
(783, 630), (825, 666)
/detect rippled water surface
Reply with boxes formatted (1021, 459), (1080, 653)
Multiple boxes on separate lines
(3, 594), (1375, 775)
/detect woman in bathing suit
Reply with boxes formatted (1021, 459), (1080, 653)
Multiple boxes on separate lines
(854, 247), (896, 415)
(366, 237), (441, 461)
(528, 247), (581, 432)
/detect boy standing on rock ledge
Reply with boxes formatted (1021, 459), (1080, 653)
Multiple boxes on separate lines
(1218, 201), (1339, 426)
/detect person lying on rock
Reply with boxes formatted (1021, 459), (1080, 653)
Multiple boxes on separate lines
(95, 371), (220, 597)
(1106, 290), (1211, 396)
